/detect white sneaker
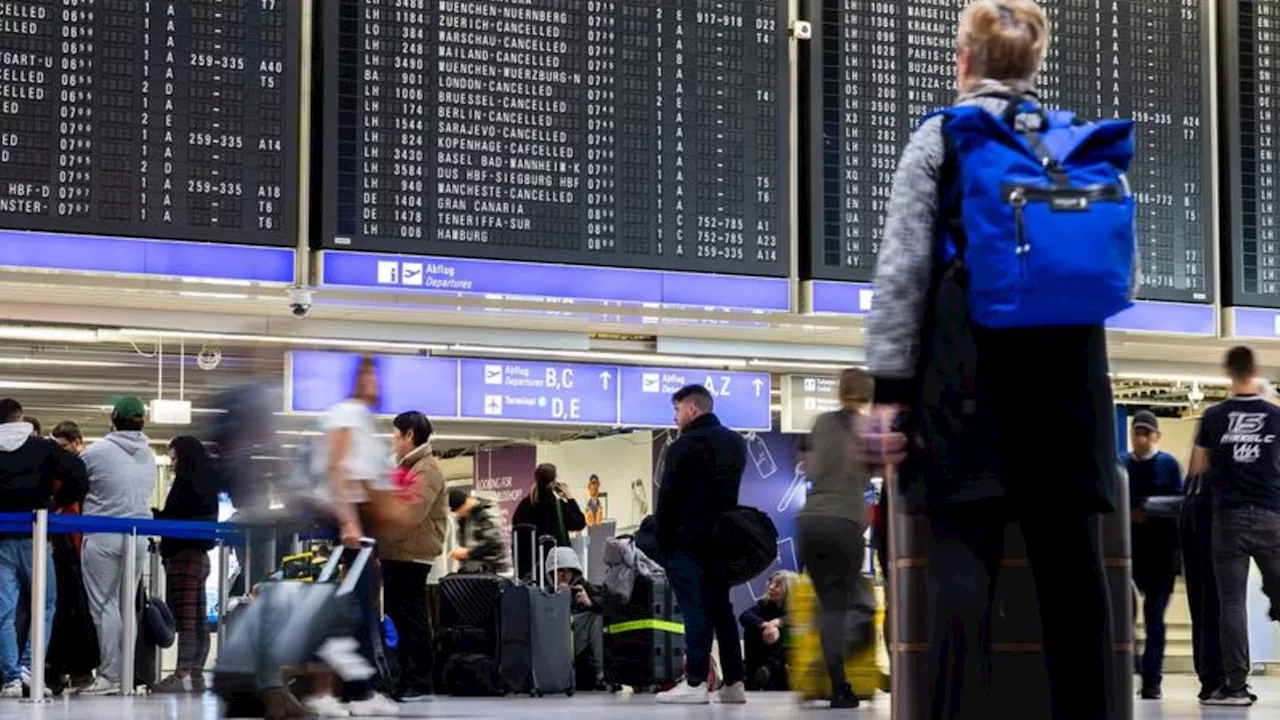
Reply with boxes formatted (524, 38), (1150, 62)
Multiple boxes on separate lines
(78, 676), (122, 696)
(656, 680), (710, 705)
(0, 680), (21, 699)
(19, 668), (52, 698)
(306, 694), (352, 717)
(712, 681), (747, 705)
(346, 692), (400, 716)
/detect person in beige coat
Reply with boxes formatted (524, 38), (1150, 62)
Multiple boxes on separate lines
(381, 411), (447, 702)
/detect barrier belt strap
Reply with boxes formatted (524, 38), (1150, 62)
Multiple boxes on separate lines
(605, 619), (684, 635)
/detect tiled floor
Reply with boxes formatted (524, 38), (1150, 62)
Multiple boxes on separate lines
(1, 675), (1274, 718)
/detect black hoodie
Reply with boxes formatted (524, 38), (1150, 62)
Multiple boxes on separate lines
(157, 465), (220, 557)
(0, 422), (88, 538)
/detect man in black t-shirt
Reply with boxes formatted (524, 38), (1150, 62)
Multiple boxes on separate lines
(1189, 346), (1280, 707)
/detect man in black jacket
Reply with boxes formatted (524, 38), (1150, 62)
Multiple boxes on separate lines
(0, 398), (87, 697)
(654, 384), (747, 705)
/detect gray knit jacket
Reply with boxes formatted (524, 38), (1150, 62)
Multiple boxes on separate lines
(866, 79), (1139, 403)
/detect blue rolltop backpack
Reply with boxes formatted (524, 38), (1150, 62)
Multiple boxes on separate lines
(926, 96), (1137, 328)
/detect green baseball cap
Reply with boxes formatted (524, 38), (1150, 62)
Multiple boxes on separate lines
(111, 396), (146, 419)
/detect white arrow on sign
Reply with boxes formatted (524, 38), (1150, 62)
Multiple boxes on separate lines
(599, 370), (612, 390)
(317, 637), (376, 681)
(752, 378), (764, 397)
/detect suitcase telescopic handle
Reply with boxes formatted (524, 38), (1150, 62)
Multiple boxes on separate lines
(315, 537), (376, 592)
(512, 523), (539, 585)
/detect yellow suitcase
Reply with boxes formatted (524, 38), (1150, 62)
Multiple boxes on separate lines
(787, 573), (885, 701)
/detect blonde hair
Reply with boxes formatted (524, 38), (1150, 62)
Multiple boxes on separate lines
(769, 570), (799, 610)
(957, 0), (1049, 84)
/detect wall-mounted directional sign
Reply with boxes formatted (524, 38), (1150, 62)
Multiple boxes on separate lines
(779, 374), (840, 433)
(617, 366), (771, 431)
(457, 359), (619, 425)
(288, 352), (772, 431)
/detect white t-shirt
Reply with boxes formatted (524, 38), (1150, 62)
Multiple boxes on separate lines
(314, 399), (389, 503)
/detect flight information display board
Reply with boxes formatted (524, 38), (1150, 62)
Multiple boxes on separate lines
(0, 0), (302, 246)
(321, 0), (790, 277)
(1226, 0), (1280, 308)
(805, 0), (1214, 305)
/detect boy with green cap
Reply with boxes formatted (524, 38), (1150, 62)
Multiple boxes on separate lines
(79, 396), (156, 696)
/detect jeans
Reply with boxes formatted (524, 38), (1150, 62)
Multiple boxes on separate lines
(1179, 491), (1222, 692)
(1136, 581), (1173, 688)
(663, 552), (744, 686)
(382, 560), (433, 695)
(1211, 505), (1280, 691)
(0, 539), (56, 682)
(82, 535), (147, 682)
(926, 503), (1113, 720)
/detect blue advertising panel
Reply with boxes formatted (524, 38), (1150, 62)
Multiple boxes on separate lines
(618, 367), (771, 431)
(288, 351), (459, 418)
(458, 359), (619, 425)
(0, 230), (295, 284)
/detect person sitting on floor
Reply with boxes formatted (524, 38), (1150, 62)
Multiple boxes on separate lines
(739, 571), (796, 691)
(545, 546), (605, 691)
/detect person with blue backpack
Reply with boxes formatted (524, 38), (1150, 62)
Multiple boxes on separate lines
(862, 1), (1137, 718)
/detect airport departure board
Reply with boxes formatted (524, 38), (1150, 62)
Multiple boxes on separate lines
(0, 0), (302, 246)
(1226, 0), (1280, 308)
(321, 0), (790, 277)
(806, 0), (1214, 305)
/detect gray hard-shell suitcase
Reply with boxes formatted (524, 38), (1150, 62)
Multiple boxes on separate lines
(499, 526), (575, 697)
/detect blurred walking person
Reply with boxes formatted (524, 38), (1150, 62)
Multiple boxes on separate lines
(307, 356), (399, 717)
(798, 368), (875, 709)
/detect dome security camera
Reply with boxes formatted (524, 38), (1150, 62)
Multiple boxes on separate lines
(288, 287), (312, 318)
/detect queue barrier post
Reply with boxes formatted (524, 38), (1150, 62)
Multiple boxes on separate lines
(217, 540), (230, 647)
(28, 509), (48, 704)
(121, 526), (138, 695)
(149, 541), (165, 686)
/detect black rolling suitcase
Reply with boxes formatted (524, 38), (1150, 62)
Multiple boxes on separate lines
(437, 572), (509, 657)
(603, 571), (684, 691)
(499, 527), (575, 697)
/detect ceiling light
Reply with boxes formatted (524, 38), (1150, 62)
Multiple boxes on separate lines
(110, 329), (446, 353)
(0, 380), (142, 392)
(747, 359), (857, 372)
(444, 344), (749, 368)
(177, 291), (253, 300)
(0, 357), (128, 368)
(0, 326), (103, 343)
(1111, 372), (1230, 385)
(1112, 399), (1199, 407)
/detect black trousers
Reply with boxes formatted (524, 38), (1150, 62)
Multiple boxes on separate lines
(1211, 506), (1280, 691)
(926, 503), (1113, 720)
(382, 560), (434, 695)
(1178, 491), (1222, 693)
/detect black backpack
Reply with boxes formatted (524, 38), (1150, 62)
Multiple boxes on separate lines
(711, 506), (778, 586)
